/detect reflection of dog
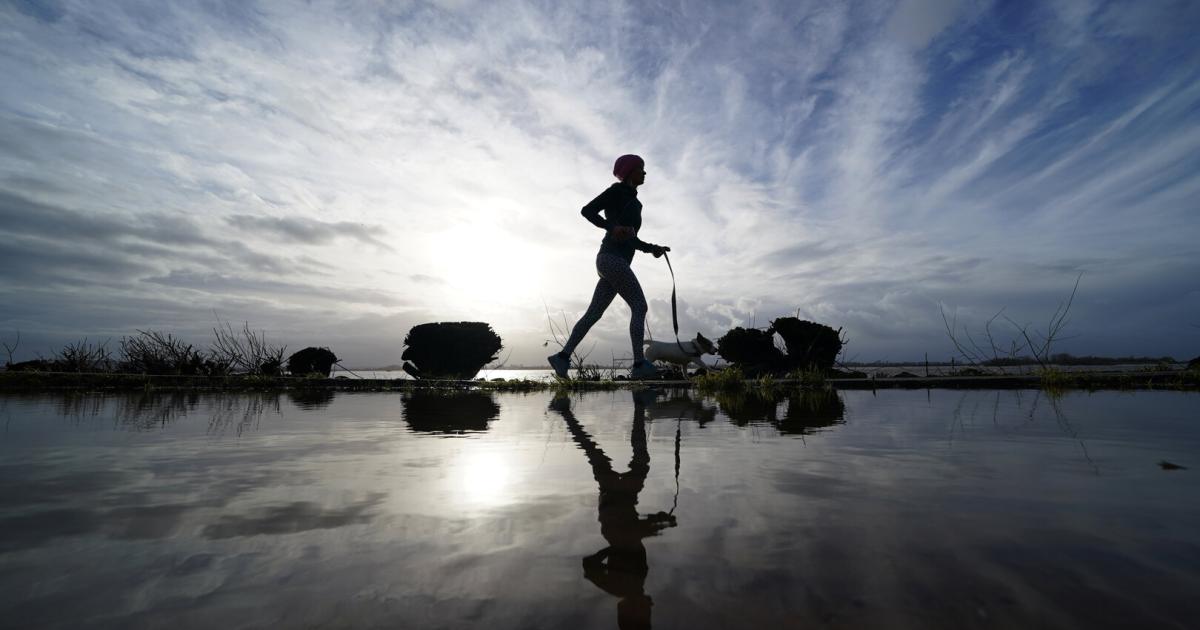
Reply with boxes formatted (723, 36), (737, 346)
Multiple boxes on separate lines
(643, 333), (717, 373)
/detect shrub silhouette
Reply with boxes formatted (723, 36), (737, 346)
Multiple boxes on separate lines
(401, 322), (502, 379)
(6, 359), (54, 372)
(119, 331), (215, 375)
(287, 347), (339, 376)
(716, 327), (784, 376)
(771, 317), (842, 372)
(716, 318), (842, 376)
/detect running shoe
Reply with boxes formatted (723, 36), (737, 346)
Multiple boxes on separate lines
(547, 352), (570, 379)
(630, 360), (658, 380)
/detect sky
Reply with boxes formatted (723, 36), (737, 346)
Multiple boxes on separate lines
(1, 0), (1199, 368)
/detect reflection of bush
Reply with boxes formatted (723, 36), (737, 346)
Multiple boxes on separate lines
(55, 393), (105, 423)
(401, 322), (502, 380)
(775, 390), (845, 435)
(641, 389), (719, 425)
(713, 389), (845, 433)
(401, 391), (500, 433)
(715, 389), (782, 426)
(117, 391), (197, 429)
(206, 393), (281, 436)
(286, 389), (336, 410)
(111, 391), (280, 434)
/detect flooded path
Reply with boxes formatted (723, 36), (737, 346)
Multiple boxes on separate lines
(1, 389), (1197, 628)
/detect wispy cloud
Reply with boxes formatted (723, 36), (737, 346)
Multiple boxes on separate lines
(225, 214), (392, 251)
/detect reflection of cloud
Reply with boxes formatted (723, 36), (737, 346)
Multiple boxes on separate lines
(202, 493), (387, 539)
(0, 503), (195, 551)
(105, 504), (194, 540)
(167, 553), (216, 578)
(0, 467), (129, 508)
(0, 508), (102, 553)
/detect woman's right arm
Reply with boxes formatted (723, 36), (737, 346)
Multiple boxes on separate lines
(580, 188), (614, 230)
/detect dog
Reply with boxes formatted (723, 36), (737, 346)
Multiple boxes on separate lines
(643, 333), (717, 374)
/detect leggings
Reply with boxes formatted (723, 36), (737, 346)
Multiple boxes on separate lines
(561, 253), (648, 363)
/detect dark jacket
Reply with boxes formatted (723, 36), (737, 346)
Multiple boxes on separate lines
(581, 183), (657, 263)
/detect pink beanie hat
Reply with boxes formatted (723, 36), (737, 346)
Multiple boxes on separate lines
(612, 154), (644, 181)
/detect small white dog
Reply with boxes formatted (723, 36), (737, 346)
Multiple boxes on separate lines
(643, 333), (718, 373)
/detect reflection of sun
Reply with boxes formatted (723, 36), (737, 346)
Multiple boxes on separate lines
(431, 223), (545, 307)
(457, 450), (513, 507)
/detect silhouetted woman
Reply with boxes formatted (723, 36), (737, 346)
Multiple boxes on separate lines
(548, 155), (669, 380)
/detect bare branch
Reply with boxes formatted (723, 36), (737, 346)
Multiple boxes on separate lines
(55, 337), (115, 372)
(2, 330), (18, 367)
(941, 273), (1082, 370)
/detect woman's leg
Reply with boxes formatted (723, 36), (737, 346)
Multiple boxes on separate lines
(561, 275), (618, 357)
(596, 254), (648, 363)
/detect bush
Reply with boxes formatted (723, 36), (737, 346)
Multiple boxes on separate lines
(6, 359), (54, 372)
(716, 319), (843, 376)
(771, 317), (842, 372)
(210, 321), (285, 376)
(693, 366), (747, 392)
(716, 328), (784, 376)
(120, 330), (214, 375)
(53, 338), (115, 373)
(287, 347), (339, 377)
(401, 322), (502, 379)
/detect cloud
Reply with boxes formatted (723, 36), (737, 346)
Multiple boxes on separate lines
(887, 0), (964, 49)
(143, 270), (406, 308)
(1, 1), (1198, 365)
(225, 214), (393, 251)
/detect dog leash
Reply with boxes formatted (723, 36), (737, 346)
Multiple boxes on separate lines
(662, 250), (690, 356)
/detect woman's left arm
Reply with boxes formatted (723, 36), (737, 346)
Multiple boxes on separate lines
(633, 238), (669, 257)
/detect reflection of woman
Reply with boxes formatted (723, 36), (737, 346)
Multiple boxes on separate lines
(547, 155), (669, 381)
(549, 392), (676, 630)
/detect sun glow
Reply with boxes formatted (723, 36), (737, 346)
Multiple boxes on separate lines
(429, 222), (547, 310)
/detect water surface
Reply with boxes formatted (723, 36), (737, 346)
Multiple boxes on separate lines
(1, 389), (1197, 629)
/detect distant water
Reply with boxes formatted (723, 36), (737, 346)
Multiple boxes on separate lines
(1, 389), (1197, 628)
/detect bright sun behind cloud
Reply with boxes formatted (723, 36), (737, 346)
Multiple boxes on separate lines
(429, 222), (548, 313)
